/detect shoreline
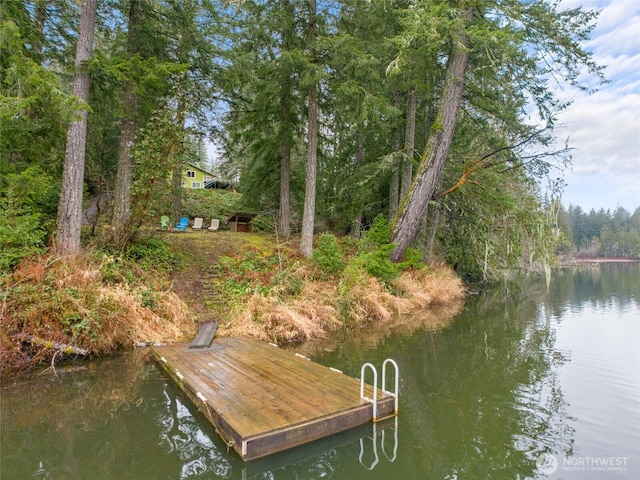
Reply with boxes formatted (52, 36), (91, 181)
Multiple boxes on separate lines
(562, 257), (640, 265)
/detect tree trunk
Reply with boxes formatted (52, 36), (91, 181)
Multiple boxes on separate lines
(388, 90), (401, 221)
(112, 0), (142, 233)
(171, 159), (183, 222)
(33, 0), (47, 58)
(400, 87), (417, 201)
(300, 0), (318, 257)
(278, 0), (294, 239)
(54, 0), (97, 255)
(112, 87), (137, 227)
(279, 138), (291, 238)
(425, 201), (441, 261)
(170, 94), (187, 222)
(352, 130), (365, 237)
(390, 10), (472, 262)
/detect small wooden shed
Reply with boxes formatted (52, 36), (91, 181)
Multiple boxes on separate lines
(227, 212), (257, 233)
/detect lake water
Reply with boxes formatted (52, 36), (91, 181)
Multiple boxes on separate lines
(2, 263), (639, 479)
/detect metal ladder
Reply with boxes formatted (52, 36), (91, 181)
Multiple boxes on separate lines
(359, 416), (399, 470)
(359, 358), (399, 421)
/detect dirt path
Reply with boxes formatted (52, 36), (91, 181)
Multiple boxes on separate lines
(163, 231), (284, 323)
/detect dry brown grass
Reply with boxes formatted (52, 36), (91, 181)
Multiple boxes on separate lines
(1, 253), (196, 378)
(218, 263), (465, 344)
(392, 263), (466, 308)
(93, 285), (195, 347)
(218, 280), (342, 343)
(1, 232), (467, 378)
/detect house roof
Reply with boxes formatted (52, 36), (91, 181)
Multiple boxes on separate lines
(227, 212), (257, 223)
(185, 162), (215, 177)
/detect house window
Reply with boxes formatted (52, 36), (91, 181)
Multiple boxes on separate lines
(191, 182), (202, 189)
(186, 170), (196, 178)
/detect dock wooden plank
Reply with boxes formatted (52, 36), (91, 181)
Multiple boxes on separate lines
(181, 340), (368, 431)
(158, 345), (278, 434)
(150, 336), (396, 460)
(189, 321), (218, 348)
(207, 339), (357, 416)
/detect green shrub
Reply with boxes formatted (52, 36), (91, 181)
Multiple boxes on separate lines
(272, 266), (304, 299)
(124, 238), (183, 273)
(0, 167), (57, 273)
(99, 238), (184, 285)
(250, 214), (273, 232)
(139, 289), (157, 309)
(357, 215), (401, 284)
(401, 247), (426, 270)
(312, 233), (345, 278)
(0, 204), (47, 273)
(339, 255), (369, 290)
(366, 214), (393, 244)
(358, 243), (400, 284)
(214, 252), (279, 298)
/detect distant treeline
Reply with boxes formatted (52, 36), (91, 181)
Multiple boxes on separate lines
(559, 206), (640, 258)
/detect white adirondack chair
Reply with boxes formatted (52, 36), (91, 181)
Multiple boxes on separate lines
(208, 218), (220, 231)
(192, 217), (204, 230)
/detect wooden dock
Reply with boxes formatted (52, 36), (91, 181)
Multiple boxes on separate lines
(189, 321), (218, 348)
(150, 336), (397, 461)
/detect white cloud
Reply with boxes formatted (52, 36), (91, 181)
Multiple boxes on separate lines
(598, 53), (640, 90)
(587, 0), (639, 41)
(554, 0), (640, 212)
(557, 90), (640, 173)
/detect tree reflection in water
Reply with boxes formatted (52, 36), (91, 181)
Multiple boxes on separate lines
(3, 265), (637, 478)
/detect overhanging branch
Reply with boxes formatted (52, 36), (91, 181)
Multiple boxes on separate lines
(436, 125), (566, 198)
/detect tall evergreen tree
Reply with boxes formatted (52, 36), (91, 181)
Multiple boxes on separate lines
(389, 0), (605, 262)
(300, 0), (319, 257)
(112, 0), (144, 232)
(54, 0), (97, 255)
(391, 6), (472, 262)
(323, 0), (401, 232)
(217, 0), (312, 231)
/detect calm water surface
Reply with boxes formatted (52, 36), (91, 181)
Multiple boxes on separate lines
(2, 263), (639, 479)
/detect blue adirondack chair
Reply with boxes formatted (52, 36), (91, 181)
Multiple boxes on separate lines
(175, 217), (188, 232)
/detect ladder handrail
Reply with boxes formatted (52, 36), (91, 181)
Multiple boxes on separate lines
(358, 359), (400, 470)
(381, 415), (399, 462)
(360, 362), (378, 421)
(382, 358), (400, 414)
(358, 423), (379, 470)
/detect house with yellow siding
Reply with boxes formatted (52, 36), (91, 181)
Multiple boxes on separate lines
(182, 163), (214, 189)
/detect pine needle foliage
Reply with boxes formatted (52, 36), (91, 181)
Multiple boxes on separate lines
(355, 215), (425, 284)
(312, 233), (345, 279)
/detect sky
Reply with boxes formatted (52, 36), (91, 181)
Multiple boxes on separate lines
(554, 0), (640, 213)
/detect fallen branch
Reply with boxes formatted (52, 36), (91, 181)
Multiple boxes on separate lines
(15, 334), (91, 356)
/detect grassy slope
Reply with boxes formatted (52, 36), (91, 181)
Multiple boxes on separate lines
(163, 230), (289, 319)
(1, 195), (466, 378)
(165, 230), (466, 344)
